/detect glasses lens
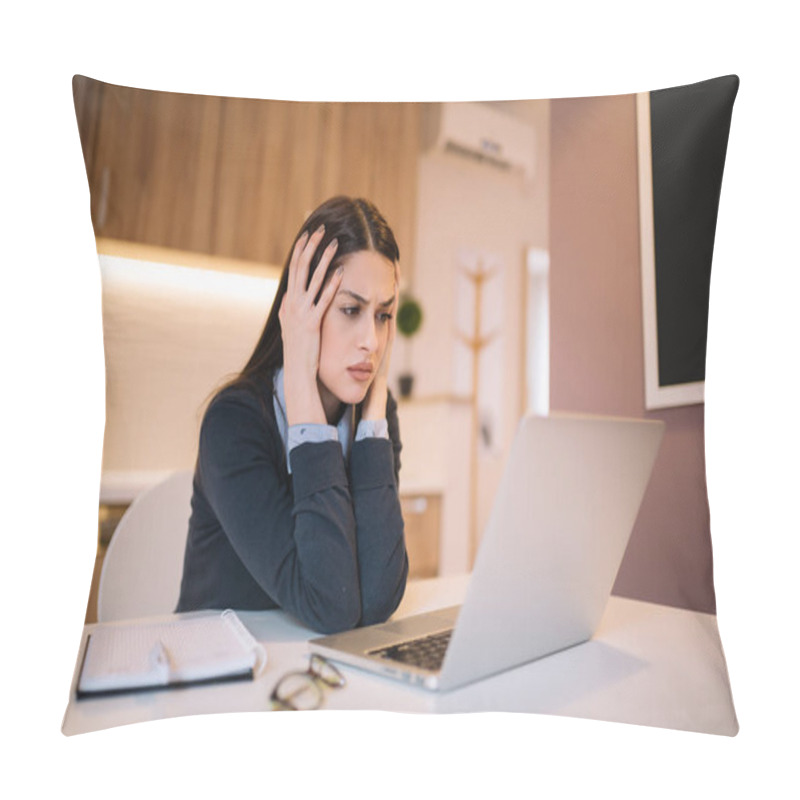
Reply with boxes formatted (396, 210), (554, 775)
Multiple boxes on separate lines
(309, 654), (346, 688)
(272, 672), (322, 711)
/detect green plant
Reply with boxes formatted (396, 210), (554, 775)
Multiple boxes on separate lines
(396, 296), (423, 338)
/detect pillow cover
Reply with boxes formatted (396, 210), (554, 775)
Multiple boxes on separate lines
(66, 74), (739, 736)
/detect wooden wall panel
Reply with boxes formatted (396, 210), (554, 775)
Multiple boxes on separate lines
(213, 98), (329, 265)
(72, 76), (104, 184)
(78, 79), (221, 253)
(317, 102), (421, 270)
(72, 77), (421, 277)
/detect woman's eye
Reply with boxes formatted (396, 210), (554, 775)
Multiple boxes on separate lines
(377, 312), (394, 324)
(342, 306), (360, 317)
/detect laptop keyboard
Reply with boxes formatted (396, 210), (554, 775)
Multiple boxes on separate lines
(369, 629), (453, 672)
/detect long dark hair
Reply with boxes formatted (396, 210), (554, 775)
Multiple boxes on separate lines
(230, 196), (400, 396)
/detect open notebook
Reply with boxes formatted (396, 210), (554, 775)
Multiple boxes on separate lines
(77, 609), (266, 698)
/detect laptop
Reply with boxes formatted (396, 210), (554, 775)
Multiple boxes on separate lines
(310, 412), (665, 692)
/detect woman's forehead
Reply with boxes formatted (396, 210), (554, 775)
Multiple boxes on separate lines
(339, 250), (396, 294)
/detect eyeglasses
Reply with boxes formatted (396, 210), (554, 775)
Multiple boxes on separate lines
(270, 654), (346, 711)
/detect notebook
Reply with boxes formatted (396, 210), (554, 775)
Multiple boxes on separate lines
(310, 412), (665, 691)
(76, 609), (266, 698)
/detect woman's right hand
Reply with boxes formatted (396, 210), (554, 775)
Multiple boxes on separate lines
(279, 225), (343, 425)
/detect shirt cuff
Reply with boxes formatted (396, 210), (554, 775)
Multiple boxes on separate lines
(288, 423), (338, 453)
(356, 418), (389, 441)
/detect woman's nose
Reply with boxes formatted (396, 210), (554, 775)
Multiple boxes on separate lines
(359, 316), (379, 352)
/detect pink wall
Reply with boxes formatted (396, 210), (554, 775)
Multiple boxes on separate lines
(550, 94), (716, 614)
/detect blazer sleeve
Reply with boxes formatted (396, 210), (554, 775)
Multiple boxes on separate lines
(349, 391), (408, 625)
(197, 392), (362, 634)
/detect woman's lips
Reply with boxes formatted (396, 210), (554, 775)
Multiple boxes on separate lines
(347, 364), (374, 382)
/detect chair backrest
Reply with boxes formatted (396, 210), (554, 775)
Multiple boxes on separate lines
(97, 470), (194, 622)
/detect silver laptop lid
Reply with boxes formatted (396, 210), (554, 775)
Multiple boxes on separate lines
(437, 413), (664, 690)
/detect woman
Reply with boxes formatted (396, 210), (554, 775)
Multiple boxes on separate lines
(176, 196), (408, 633)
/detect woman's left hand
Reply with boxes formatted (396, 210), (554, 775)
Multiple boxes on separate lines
(362, 271), (399, 420)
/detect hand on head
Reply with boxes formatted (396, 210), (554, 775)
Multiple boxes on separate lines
(279, 225), (343, 425)
(360, 264), (400, 421)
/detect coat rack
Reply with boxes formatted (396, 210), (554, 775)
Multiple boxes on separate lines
(455, 258), (499, 564)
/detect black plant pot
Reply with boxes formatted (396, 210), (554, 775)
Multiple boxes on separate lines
(398, 374), (414, 398)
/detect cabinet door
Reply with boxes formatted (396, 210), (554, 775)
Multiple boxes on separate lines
(318, 102), (420, 275)
(213, 99), (421, 271)
(73, 78), (420, 278)
(401, 494), (441, 579)
(75, 77), (221, 254)
(212, 98), (334, 265)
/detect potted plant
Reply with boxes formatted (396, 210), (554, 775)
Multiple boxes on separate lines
(396, 294), (423, 398)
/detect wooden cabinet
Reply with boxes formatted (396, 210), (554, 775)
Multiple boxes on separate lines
(72, 77), (421, 278)
(401, 493), (441, 579)
(73, 78), (221, 254)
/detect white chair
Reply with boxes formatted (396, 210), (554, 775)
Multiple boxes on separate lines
(97, 470), (194, 622)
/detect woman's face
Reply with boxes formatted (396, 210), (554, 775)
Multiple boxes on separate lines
(317, 249), (396, 419)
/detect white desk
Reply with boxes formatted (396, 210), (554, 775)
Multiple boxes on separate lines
(61, 575), (738, 736)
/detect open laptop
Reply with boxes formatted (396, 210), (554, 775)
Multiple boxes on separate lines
(310, 412), (665, 692)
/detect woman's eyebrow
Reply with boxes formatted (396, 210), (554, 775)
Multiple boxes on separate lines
(338, 289), (395, 307)
(338, 289), (367, 304)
